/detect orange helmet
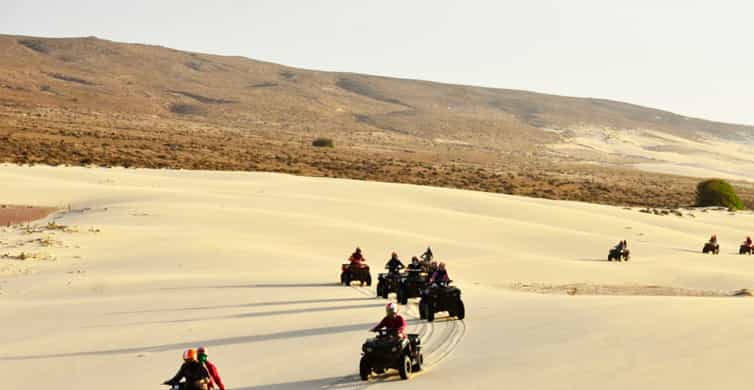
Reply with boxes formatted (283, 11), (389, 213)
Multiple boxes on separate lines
(182, 348), (197, 361)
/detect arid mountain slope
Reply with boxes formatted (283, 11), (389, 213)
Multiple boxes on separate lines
(2, 34), (753, 207)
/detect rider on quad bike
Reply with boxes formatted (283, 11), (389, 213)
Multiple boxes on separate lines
(407, 256), (423, 272)
(740, 236), (753, 255)
(704, 234), (720, 254)
(164, 349), (211, 390)
(372, 302), (407, 339)
(349, 247), (366, 266)
(429, 262), (450, 284)
(385, 252), (405, 275)
(197, 346), (225, 390)
(421, 247), (434, 262)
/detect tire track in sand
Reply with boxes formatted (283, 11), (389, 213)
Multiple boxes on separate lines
(320, 285), (465, 389)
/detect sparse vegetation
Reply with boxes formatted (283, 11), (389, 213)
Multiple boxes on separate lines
(312, 137), (334, 148)
(695, 179), (744, 210)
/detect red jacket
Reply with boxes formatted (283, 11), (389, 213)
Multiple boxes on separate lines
(204, 360), (225, 390)
(371, 315), (407, 337)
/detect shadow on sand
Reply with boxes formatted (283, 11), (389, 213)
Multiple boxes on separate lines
(160, 282), (338, 291)
(107, 297), (374, 315)
(0, 321), (375, 361)
(236, 372), (403, 390)
(91, 302), (384, 328)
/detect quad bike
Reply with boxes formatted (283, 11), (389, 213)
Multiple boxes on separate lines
(702, 242), (720, 255)
(608, 248), (630, 262)
(397, 269), (429, 304)
(740, 244), (753, 255)
(419, 281), (465, 322)
(376, 269), (402, 299)
(341, 263), (372, 286)
(359, 329), (423, 381)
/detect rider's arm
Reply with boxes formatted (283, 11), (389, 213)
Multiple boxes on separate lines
(207, 363), (225, 390)
(371, 317), (387, 331)
(398, 316), (407, 335)
(165, 364), (185, 385)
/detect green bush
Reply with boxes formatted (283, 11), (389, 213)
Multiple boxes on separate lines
(312, 137), (334, 148)
(696, 179), (744, 210)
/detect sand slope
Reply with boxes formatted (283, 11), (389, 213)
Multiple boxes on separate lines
(2, 164), (754, 389)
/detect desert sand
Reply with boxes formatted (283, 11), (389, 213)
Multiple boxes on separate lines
(3, 164), (754, 389)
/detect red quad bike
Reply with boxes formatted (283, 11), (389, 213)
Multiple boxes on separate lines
(341, 263), (372, 286)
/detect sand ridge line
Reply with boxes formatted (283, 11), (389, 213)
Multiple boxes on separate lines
(507, 282), (753, 297)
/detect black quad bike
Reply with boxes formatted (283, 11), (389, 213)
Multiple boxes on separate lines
(359, 329), (423, 381)
(419, 281), (465, 322)
(608, 248), (630, 262)
(739, 244), (753, 255)
(702, 242), (720, 255)
(397, 269), (429, 304)
(376, 270), (402, 299)
(341, 263), (372, 286)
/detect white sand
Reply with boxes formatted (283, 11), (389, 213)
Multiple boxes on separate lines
(3, 164), (754, 389)
(550, 127), (754, 182)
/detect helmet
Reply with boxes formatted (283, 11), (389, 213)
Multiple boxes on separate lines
(197, 346), (208, 362)
(356, 247), (361, 253)
(411, 256), (419, 263)
(391, 251), (397, 257)
(439, 262), (446, 270)
(385, 302), (398, 315)
(182, 348), (197, 361)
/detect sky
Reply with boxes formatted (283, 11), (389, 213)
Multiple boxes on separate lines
(3, 0), (754, 125)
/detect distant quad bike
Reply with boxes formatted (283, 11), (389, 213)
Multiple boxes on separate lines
(419, 281), (465, 322)
(341, 263), (372, 286)
(608, 248), (630, 262)
(702, 243), (720, 255)
(359, 329), (423, 381)
(740, 244), (753, 255)
(376, 271), (402, 299)
(397, 269), (429, 304)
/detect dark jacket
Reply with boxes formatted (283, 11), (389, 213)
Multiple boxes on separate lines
(386, 257), (405, 273)
(165, 361), (210, 390)
(430, 269), (449, 284)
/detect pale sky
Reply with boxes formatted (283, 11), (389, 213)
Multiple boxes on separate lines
(3, 0), (753, 125)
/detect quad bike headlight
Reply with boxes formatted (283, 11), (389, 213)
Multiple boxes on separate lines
(391, 346), (398, 352)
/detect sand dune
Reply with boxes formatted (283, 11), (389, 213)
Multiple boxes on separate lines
(2, 164), (754, 389)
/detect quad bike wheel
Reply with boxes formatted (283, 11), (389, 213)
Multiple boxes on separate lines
(359, 356), (370, 381)
(398, 354), (412, 380)
(343, 273), (351, 286)
(412, 352), (423, 372)
(397, 288), (408, 305)
(426, 305), (435, 322)
(419, 302), (427, 319)
(456, 300), (466, 320)
(365, 275), (372, 286)
(376, 282), (384, 298)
